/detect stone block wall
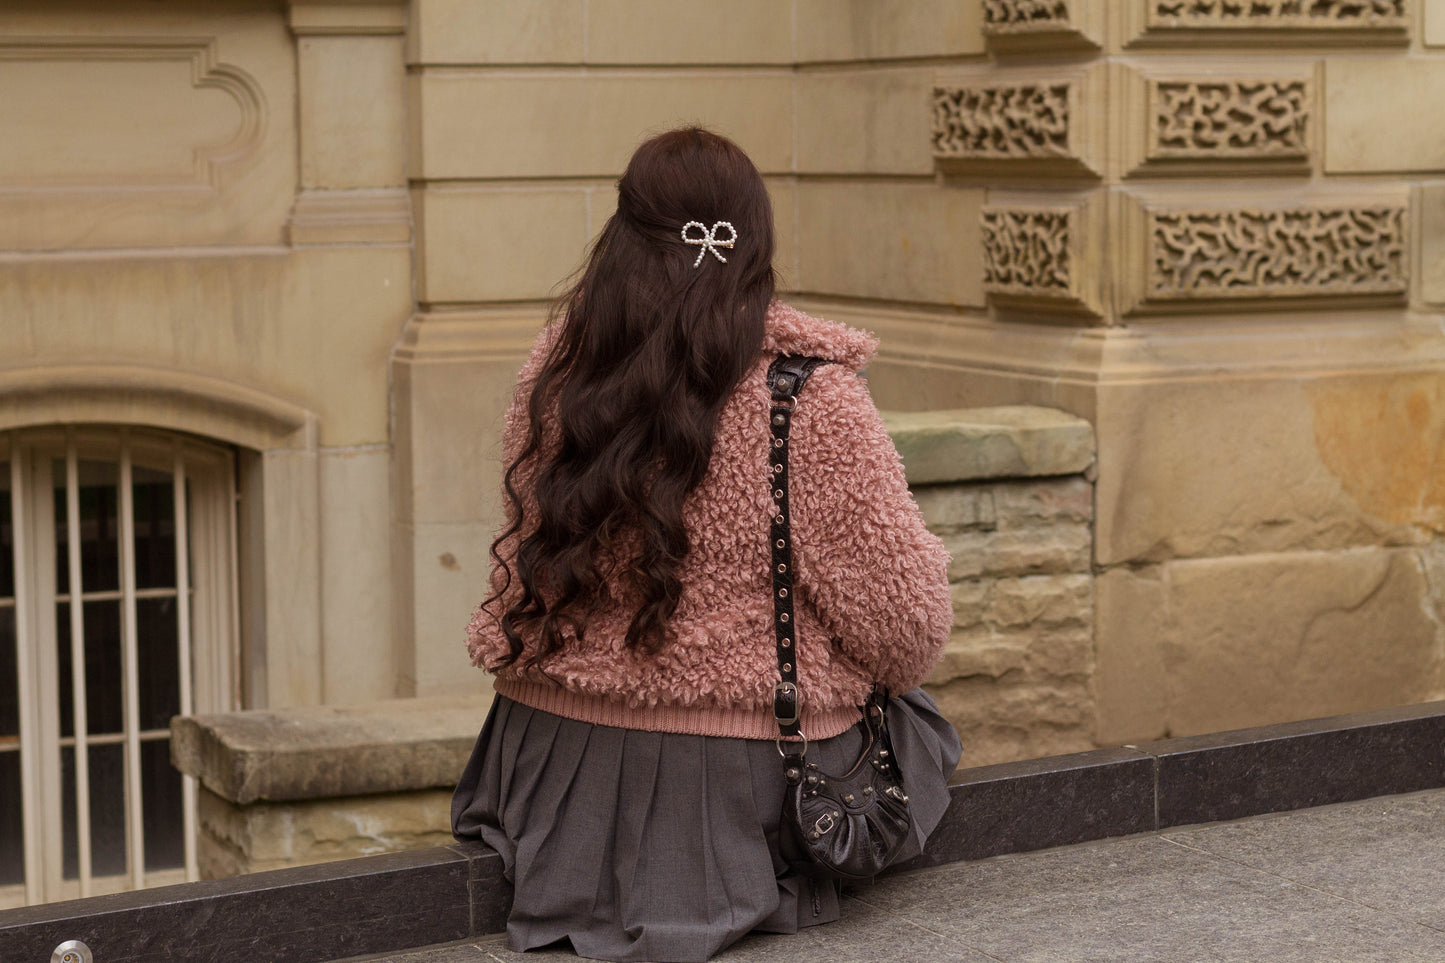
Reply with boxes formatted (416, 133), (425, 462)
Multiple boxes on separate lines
(172, 405), (1098, 875)
(171, 694), (485, 877)
(848, 0), (1445, 748)
(888, 407), (1098, 769)
(921, 476), (1095, 769)
(394, 0), (991, 704)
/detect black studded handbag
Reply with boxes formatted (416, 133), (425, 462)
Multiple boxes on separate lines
(765, 355), (914, 881)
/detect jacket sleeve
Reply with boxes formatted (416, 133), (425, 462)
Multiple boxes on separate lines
(787, 364), (952, 694)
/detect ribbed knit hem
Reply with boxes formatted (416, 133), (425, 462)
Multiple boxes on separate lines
(494, 678), (862, 741)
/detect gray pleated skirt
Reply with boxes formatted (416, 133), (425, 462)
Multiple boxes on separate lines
(451, 689), (961, 963)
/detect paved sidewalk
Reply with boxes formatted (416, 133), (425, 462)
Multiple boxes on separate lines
(346, 787), (1445, 963)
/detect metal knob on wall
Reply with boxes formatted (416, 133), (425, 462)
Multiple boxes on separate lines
(52, 940), (93, 963)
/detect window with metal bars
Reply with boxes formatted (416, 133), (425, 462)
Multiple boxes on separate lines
(0, 426), (238, 907)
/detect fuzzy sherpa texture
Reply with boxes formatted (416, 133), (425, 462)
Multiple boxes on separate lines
(465, 300), (953, 739)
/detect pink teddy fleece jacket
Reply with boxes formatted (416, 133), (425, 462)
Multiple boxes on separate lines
(466, 301), (953, 741)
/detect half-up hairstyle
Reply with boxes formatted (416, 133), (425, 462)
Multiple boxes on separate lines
(485, 127), (777, 670)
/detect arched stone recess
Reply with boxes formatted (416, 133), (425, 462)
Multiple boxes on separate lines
(0, 364), (326, 711)
(0, 363), (315, 451)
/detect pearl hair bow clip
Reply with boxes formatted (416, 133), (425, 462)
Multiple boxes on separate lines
(681, 220), (737, 268)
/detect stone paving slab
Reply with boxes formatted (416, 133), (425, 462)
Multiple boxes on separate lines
(1163, 788), (1445, 932)
(340, 788), (1445, 963)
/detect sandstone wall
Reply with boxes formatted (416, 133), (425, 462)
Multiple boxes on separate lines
(395, 0), (989, 701)
(0, 0), (414, 709)
(851, 0), (1445, 743)
(6, 0), (1445, 768)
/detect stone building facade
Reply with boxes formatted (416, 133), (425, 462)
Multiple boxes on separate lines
(5, 0), (1445, 901)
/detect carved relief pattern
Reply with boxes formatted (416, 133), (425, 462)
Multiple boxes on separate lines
(983, 210), (1073, 295)
(1150, 0), (1406, 28)
(1153, 81), (1309, 159)
(1150, 207), (1406, 299)
(932, 85), (1071, 159)
(983, 0), (1072, 31)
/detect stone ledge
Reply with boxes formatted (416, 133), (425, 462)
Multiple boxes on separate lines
(16, 700), (1445, 962)
(170, 694), (491, 805)
(0, 845), (486, 963)
(883, 406), (1095, 485)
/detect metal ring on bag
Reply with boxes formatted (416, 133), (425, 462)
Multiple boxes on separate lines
(775, 732), (808, 758)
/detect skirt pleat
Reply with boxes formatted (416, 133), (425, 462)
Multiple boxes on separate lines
(451, 689), (962, 963)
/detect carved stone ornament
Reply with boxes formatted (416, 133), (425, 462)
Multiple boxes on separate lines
(1148, 205), (1407, 302)
(933, 85), (1070, 159)
(984, 209), (1072, 293)
(982, 202), (1102, 316)
(1149, 0), (1406, 28)
(932, 68), (1104, 177)
(1153, 80), (1309, 160)
(1119, 65), (1314, 177)
(984, 0), (1072, 30)
(982, 0), (1102, 50)
(1126, 0), (1409, 44)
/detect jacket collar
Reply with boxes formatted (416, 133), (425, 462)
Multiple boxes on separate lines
(760, 300), (878, 372)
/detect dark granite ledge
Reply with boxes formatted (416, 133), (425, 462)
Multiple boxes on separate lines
(1127, 699), (1445, 828)
(0, 846), (486, 963)
(7, 700), (1445, 963)
(896, 746), (1155, 869)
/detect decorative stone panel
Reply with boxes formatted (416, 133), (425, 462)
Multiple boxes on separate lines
(982, 197), (1103, 317)
(0, 34), (294, 250)
(933, 84), (1070, 158)
(983, 0), (1103, 51)
(933, 66), (1104, 177)
(1151, 0), (1405, 28)
(983, 209), (1071, 293)
(1118, 194), (1409, 313)
(1154, 80), (1308, 157)
(1120, 65), (1314, 177)
(1126, 0), (1409, 44)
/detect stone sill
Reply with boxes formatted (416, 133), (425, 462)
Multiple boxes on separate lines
(882, 406), (1095, 485)
(171, 694), (490, 804)
(19, 700), (1445, 963)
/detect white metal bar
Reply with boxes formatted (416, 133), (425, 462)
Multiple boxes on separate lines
(173, 449), (198, 882)
(30, 457), (63, 901)
(225, 459), (240, 713)
(57, 729), (171, 749)
(119, 435), (145, 890)
(55, 588), (179, 604)
(10, 450), (43, 905)
(65, 439), (93, 897)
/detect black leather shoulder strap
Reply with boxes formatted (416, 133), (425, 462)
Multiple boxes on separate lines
(767, 354), (830, 402)
(766, 355), (831, 739)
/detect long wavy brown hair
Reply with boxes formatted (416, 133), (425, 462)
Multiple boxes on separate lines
(484, 128), (777, 670)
